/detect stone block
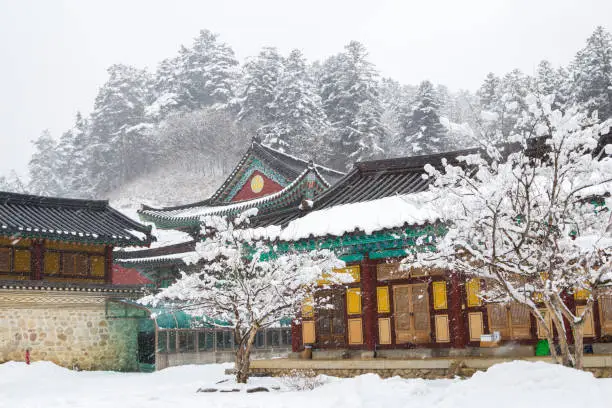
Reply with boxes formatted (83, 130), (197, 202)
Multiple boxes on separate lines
(375, 348), (432, 359)
(593, 343), (612, 355)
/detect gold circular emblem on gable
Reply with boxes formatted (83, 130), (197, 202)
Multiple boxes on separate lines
(250, 174), (264, 193)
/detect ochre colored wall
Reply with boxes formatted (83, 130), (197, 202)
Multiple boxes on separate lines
(0, 290), (139, 371)
(231, 171), (284, 202)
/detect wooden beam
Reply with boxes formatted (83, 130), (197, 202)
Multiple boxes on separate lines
(104, 246), (113, 284)
(361, 255), (377, 351)
(291, 320), (302, 352)
(31, 240), (43, 280)
(449, 271), (467, 348)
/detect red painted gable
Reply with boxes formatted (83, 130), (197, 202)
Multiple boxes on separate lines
(231, 170), (284, 202)
(112, 265), (152, 285)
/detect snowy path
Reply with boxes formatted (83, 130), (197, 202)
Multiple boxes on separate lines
(0, 360), (610, 408)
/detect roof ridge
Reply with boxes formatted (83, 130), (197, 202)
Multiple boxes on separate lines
(0, 191), (109, 210)
(354, 147), (482, 173)
(258, 142), (346, 177)
(141, 166), (322, 222)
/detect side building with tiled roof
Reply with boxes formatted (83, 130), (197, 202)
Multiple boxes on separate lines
(119, 138), (345, 287)
(0, 191), (154, 371)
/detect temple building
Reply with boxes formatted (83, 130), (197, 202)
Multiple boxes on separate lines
(117, 136), (612, 373)
(0, 192), (153, 371)
(112, 139), (343, 368)
(115, 137), (344, 287)
(246, 149), (612, 360)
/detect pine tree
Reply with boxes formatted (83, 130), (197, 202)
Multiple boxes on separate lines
(498, 69), (531, 137)
(268, 49), (330, 157)
(150, 30), (238, 118)
(0, 171), (26, 193)
(534, 60), (569, 109)
(53, 112), (93, 197)
(477, 72), (501, 112)
(88, 64), (153, 194)
(179, 30), (238, 109)
(150, 56), (183, 119)
(319, 41), (385, 167)
(28, 130), (63, 196)
(402, 80), (449, 154)
(570, 26), (612, 121)
(236, 47), (285, 128)
(476, 70), (530, 141)
(379, 78), (418, 155)
(67, 112), (93, 196)
(350, 100), (386, 161)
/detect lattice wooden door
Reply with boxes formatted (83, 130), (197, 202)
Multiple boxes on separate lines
(393, 283), (431, 344)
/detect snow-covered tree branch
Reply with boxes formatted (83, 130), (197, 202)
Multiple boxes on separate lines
(141, 213), (346, 383)
(411, 94), (612, 368)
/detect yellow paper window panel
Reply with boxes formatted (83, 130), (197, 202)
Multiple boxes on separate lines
(302, 321), (316, 344)
(599, 295), (612, 336)
(432, 281), (448, 310)
(576, 305), (595, 337)
(319, 265), (361, 286)
(334, 265), (360, 283)
(466, 278), (482, 307)
(13, 250), (31, 272)
(574, 289), (590, 301)
(346, 288), (362, 315)
(435, 314), (450, 343)
(0, 248), (10, 272)
(44, 252), (60, 275)
(378, 318), (392, 344)
(301, 296), (314, 318)
(348, 318), (363, 345)
(468, 312), (484, 341)
(90, 256), (106, 277)
(377, 286), (390, 313)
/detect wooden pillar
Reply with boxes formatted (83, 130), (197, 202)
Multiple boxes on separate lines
(31, 240), (43, 280)
(104, 246), (113, 284)
(449, 271), (467, 348)
(361, 255), (377, 351)
(291, 320), (302, 352)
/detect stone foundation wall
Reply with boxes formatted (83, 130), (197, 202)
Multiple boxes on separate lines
(250, 365), (612, 379)
(250, 355), (612, 379)
(0, 290), (139, 371)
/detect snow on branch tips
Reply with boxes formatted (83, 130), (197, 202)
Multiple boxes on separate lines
(140, 213), (345, 383)
(412, 94), (612, 369)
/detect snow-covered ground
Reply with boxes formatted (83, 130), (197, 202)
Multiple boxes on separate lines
(1, 361), (611, 408)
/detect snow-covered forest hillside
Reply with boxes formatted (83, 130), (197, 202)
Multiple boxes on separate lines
(3, 26), (611, 206)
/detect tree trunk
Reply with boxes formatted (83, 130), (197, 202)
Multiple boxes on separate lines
(234, 326), (259, 384)
(547, 301), (574, 367)
(534, 311), (559, 364)
(572, 323), (585, 370)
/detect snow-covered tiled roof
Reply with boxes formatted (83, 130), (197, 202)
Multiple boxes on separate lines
(0, 191), (153, 247)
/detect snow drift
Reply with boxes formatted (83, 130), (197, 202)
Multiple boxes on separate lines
(0, 360), (610, 408)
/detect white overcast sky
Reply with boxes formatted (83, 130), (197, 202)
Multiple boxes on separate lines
(0, 0), (610, 176)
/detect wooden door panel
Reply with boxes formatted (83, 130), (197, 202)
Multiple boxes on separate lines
(394, 285), (412, 344)
(393, 284), (431, 344)
(411, 283), (430, 343)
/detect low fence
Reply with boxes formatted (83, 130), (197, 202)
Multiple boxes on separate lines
(155, 327), (292, 370)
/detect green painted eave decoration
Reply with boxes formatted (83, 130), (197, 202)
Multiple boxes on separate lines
(261, 223), (446, 259)
(369, 248), (409, 260)
(340, 253), (364, 262)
